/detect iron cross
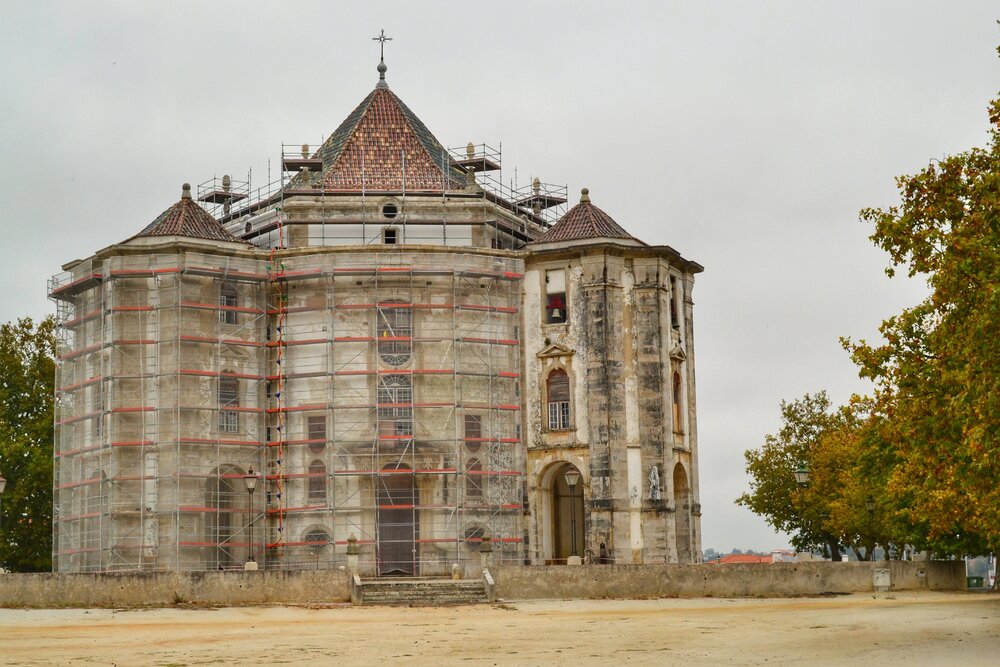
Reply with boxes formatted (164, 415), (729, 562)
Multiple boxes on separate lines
(372, 29), (393, 62)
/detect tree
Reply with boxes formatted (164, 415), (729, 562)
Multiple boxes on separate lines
(0, 316), (56, 571)
(736, 392), (846, 559)
(845, 92), (1000, 557)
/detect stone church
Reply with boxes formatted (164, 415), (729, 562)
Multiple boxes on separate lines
(49, 55), (703, 574)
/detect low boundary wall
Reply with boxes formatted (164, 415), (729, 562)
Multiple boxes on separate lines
(0, 561), (965, 608)
(492, 561), (966, 600)
(0, 570), (352, 608)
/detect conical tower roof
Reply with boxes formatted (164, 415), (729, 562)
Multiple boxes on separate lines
(312, 69), (468, 192)
(130, 184), (243, 243)
(529, 188), (645, 246)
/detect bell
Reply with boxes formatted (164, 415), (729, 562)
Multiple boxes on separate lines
(551, 308), (562, 321)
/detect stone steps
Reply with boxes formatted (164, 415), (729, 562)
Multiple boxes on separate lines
(355, 577), (489, 605)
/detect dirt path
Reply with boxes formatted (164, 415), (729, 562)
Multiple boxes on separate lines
(1, 592), (997, 665)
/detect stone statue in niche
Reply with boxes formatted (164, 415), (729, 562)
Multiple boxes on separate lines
(648, 465), (661, 501)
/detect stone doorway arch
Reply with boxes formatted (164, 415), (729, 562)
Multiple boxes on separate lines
(538, 461), (585, 564)
(377, 463), (417, 576)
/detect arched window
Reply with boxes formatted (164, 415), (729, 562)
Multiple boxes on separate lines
(669, 277), (680, 330)
(547, 369), (571, 430)
(219, 376), (239, 433)
(672, 370), (683, 432)
(377, 300), (412, 366)
(308, 460), (327, 503)
(466, 459), (483, 500)
(304, 527), (330, 559)
(378, 374), (413, 436)
(307, 415), (327, 453)
(220, 282), (238, 325)
(464, 414), (482, 453)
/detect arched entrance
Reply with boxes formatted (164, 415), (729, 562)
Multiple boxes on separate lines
(377, 463), (417, 576)
(551, 463), (585, 563)
(673, 463), (692, 563)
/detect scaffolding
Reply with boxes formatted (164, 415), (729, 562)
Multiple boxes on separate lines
(51, 251), (268, 572)
(447, 142), (568, 227)
(50, 245), (524, 574)
(263, 249), (524, 573)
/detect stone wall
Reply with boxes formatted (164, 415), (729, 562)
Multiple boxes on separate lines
(0, 570), (351, 608)
(0, 561), (966, 608)
(491, 561), (967, 599)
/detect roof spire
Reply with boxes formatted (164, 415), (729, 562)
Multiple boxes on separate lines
(372, 29), (392, 86)
(580, 187), (590, 203)
(181, 183), (191, 200)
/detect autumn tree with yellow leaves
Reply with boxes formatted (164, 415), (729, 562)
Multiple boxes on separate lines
(742, 81), (1000, 560)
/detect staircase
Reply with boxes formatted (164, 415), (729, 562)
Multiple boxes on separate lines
(353, 575), (492, 606)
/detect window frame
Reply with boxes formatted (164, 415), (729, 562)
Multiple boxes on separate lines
(307, 415), (327, 453)
(377, 374), (413, 437)
(308, 459), (327, 504)
(464, 414), (482, 453)
(220, 282), (238, 325)
(546, 369), (572, 431)
(219, 376), (240, 434)
(465, 458), (483, 500)
(377, 300), (412, 366)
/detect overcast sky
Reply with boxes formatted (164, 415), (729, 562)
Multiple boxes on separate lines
(2, 1), (998, 552)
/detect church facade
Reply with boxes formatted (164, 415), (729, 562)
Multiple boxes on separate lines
(49, 61), (703, 574)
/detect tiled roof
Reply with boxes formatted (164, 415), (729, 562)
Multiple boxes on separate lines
(314, 85), (467, 192)
(529, 189), (644, 245)
(706, 554), (774, 565)
(131, 185), (243, 243)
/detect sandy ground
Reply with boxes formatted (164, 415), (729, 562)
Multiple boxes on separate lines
(0, 592), (997, 666)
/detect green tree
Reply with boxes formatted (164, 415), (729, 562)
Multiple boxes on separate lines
(0, 316), (56, 572)
(845, 92), (1000, 557)
(736, 392), (846, 559)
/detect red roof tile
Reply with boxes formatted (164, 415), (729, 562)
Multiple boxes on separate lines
(131, 185), (242, 243)
(707, 554), (773, 564)
(314, 85), (467, 192)
(529, 189), (644, 245)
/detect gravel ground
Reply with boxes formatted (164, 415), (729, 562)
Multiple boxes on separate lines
(0, 591), (997, 666)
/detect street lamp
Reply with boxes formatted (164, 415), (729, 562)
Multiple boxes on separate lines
(793, 462), (810, 487)
(0, 474), (6, 534)
(564, 468), (580, 558)
(865, 495), (876, 561)
(243, 466), (260, 566)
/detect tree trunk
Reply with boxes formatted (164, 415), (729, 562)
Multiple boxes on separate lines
(825, 537), (841, 562)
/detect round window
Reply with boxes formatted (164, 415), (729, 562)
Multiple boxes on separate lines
(382, 203), (398, 219)
(305, 529), (329, 550)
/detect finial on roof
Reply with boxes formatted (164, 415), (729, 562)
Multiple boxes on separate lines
(372, 29), (392, 85)
(181, 183), (191, 200)
(301, 143), (310, 159)
(580, 187), (590, 203)
(222, 175), (231, 192)
(466, 142), (475, 159)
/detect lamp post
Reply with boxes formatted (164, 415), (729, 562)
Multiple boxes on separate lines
(793, 462), (810, 487)
(865, 495), (876, 561)
(564, 468), (581, 559)
(0, 474), (6, 534)
(243, 467), (260, 568)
